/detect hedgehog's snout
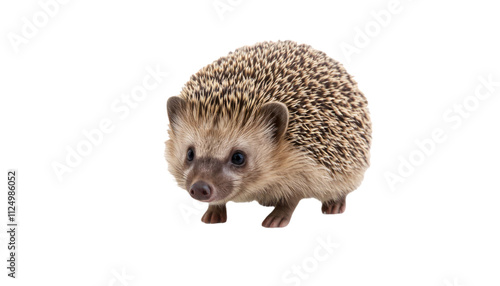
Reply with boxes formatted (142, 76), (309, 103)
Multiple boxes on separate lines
(189, 180), (213, 201)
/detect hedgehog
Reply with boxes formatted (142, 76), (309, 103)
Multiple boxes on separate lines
(165, 40), (371, 228)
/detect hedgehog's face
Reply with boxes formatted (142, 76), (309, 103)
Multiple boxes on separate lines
(165, 96), (289, 204)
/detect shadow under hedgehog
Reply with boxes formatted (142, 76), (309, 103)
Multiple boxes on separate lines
(165, 40), (371, 228)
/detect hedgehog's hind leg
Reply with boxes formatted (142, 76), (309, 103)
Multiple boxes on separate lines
(201, 204), (227, 224)
(320, 171), (363, 214)
(321, 196), (346, 214)
(262, 197), (301, 228)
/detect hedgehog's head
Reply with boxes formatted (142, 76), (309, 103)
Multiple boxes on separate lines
(165, 95), (289, 204)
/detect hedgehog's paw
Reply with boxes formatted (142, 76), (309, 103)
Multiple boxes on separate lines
(321, 198), (346, 214)
(262, 199), (300, 228)
(201, 204), (227, 224)
(262, 212), (291, 228)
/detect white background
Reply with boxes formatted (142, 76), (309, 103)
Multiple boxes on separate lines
(1, 0), (499, 285)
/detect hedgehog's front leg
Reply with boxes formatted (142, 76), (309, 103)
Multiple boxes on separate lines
(201, 204), (227, 224)
(262, 197), (301, 228)
(321, 196), (346, 214)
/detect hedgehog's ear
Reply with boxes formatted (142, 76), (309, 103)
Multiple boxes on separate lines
(260, 102), (289, 142)
(167, 96), (186, 130)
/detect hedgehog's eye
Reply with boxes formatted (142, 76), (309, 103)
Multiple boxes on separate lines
(231, 151), (245, 166)
(187, 148), (195, 161)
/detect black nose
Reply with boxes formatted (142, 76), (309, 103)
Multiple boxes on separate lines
(189, 181), (212, 201)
